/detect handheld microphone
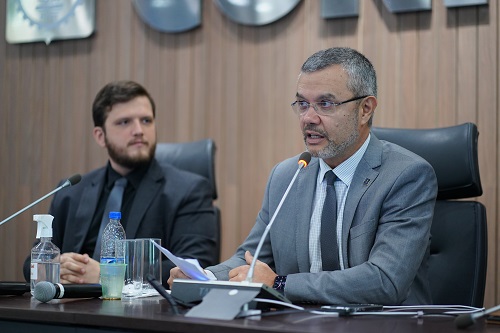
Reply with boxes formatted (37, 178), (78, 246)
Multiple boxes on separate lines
(455, 304), (500, 329)
(33, 281), (102, 303)
(246, 151), (311, 282)
(0, 282), (30, 295)
(0, 174), (81, 227)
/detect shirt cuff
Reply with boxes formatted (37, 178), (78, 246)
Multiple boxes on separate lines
(204, 269), (217, 280)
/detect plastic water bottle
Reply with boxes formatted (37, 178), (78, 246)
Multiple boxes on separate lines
(30, 214), (60, 295)
(100, 211), (126, 263)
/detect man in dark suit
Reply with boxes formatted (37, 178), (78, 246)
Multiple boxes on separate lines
(24, 80), (218, 287)
(169, 47), (437, 305)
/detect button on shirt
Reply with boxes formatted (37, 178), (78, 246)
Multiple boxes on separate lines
(309, 135), (371, 273)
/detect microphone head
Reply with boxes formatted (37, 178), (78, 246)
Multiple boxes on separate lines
(33, 281), (57, 303)
(298, 152), (312, 167)
(67, 174), (82, 186)
(454, 313), (476, 329)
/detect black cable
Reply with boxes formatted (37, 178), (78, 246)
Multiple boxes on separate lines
(146, 274), (180, 315)
(237, 307), (465, 319)
(238, 309), (307, 318)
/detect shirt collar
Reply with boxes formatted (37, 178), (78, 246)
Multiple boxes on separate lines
(318, 134), (371, 187)
(105, 161), (151, 190)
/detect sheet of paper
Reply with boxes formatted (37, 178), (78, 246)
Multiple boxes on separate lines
(152, 242), (214, 281)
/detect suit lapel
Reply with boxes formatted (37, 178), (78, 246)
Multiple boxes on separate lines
(126, 160), (164, 238)
(294, 158), (319, 272)
(71, 170), (105, 253)
(341, 137), (382, 267)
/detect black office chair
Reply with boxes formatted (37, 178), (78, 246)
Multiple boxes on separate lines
(155, 139), (220, 260)
(372, 123), (487, 307)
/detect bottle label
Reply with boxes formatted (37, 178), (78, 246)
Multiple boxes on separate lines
(100, 257), (116, 264)
(30, 262), (38, 280)
(100, 257), (125, 264)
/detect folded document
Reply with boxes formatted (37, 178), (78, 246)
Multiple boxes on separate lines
(152, 242), (215, 281)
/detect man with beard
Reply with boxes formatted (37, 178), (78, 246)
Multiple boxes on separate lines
(23, 81), (218, 287)
(169, 48), (438, 305)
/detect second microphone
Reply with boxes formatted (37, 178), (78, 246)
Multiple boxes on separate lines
(33, 281), (102, 303)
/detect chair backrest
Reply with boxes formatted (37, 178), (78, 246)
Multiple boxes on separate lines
(372, 123), (487, 307)
(155, 139), (220, 260)
(155, 139), (217, 199)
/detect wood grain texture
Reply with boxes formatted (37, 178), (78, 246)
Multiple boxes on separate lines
(0, 0), (498, 306)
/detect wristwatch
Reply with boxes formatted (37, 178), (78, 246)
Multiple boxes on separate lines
(273, 275), (287, 291)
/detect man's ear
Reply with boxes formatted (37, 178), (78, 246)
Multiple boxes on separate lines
(93, 127), (106, 148)
(359, 96), (377, 125)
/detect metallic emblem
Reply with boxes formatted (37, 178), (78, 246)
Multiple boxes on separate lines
(322, 0), (359, 19)
(382, 0), (431, 13)
(214, 0), (300, 26)
(443, 0), (488, 7)
(6, 0), (95, 45)
(133, 0), (201, 33)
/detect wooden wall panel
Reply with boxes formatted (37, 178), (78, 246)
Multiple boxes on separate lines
(0, 0), (499, 307)
(416, 11), (437, 128)
(437, 5), (459, 126)
(476, 1), (498, 306)
(457, 7), (478, 124)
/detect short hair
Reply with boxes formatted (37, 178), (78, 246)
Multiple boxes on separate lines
(92, 80), (156, 127)
(301, 47), (377, 98)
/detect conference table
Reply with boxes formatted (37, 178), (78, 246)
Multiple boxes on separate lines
(1, 293), (499, 333)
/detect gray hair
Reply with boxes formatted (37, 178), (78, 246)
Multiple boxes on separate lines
(301, 47), (377, 98)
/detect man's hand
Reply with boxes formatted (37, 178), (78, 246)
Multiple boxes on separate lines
(228, 251), (277, 287)
(168, 267), (190, 289)
(60, 253), (100, 284)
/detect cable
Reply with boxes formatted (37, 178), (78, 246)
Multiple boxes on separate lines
(382, 305), (483, 315)
(253, 298), (305, 310)
(146, 274), (180, 315)
(237, 302), (484, 319)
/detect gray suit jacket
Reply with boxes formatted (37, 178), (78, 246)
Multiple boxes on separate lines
(24, 159), (218, 286)
(207, 135), (438, 305)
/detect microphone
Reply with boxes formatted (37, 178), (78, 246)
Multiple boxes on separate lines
(33, 281), (102, 303)
(0, 174), (81, 227)
(147, 274), (180, 315)
(455, 304), (500, 329)
(0, 281), (30, 295)
(173, 152), (312, 320)
(246, 151), (311, 282)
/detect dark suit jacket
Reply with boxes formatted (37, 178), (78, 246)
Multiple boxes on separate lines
(208, 135), (438, 305)
(24, 159), (218, 287)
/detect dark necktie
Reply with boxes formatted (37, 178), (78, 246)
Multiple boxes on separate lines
(321, 170), (340, 271)
(93, 177), (127, 260)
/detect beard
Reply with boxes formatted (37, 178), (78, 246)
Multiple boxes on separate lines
(105, 137), (156, 170)
(304, 110), (359, 160)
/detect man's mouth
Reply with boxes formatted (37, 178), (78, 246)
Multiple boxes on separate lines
(307, 133), (324, 139)
(130, 141), (147, 146)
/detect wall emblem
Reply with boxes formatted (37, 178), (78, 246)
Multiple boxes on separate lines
(133, 0), (201, 33)
(6, 0), (95, 45)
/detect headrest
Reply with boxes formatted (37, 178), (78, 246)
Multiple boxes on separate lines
(372, 123), (482, 200)
(155, 139), (217, 199)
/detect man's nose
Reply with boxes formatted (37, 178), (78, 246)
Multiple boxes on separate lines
(131, 119), (144, 135)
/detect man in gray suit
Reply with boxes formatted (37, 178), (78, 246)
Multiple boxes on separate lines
(24, 81), (218, 287)
(169, 47), (438, 305)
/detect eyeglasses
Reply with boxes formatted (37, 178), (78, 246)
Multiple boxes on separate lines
(291, 95), (369, 116)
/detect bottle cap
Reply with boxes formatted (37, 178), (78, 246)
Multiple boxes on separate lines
(34, 214), (55, 238)
(109, 211), (121, 220)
